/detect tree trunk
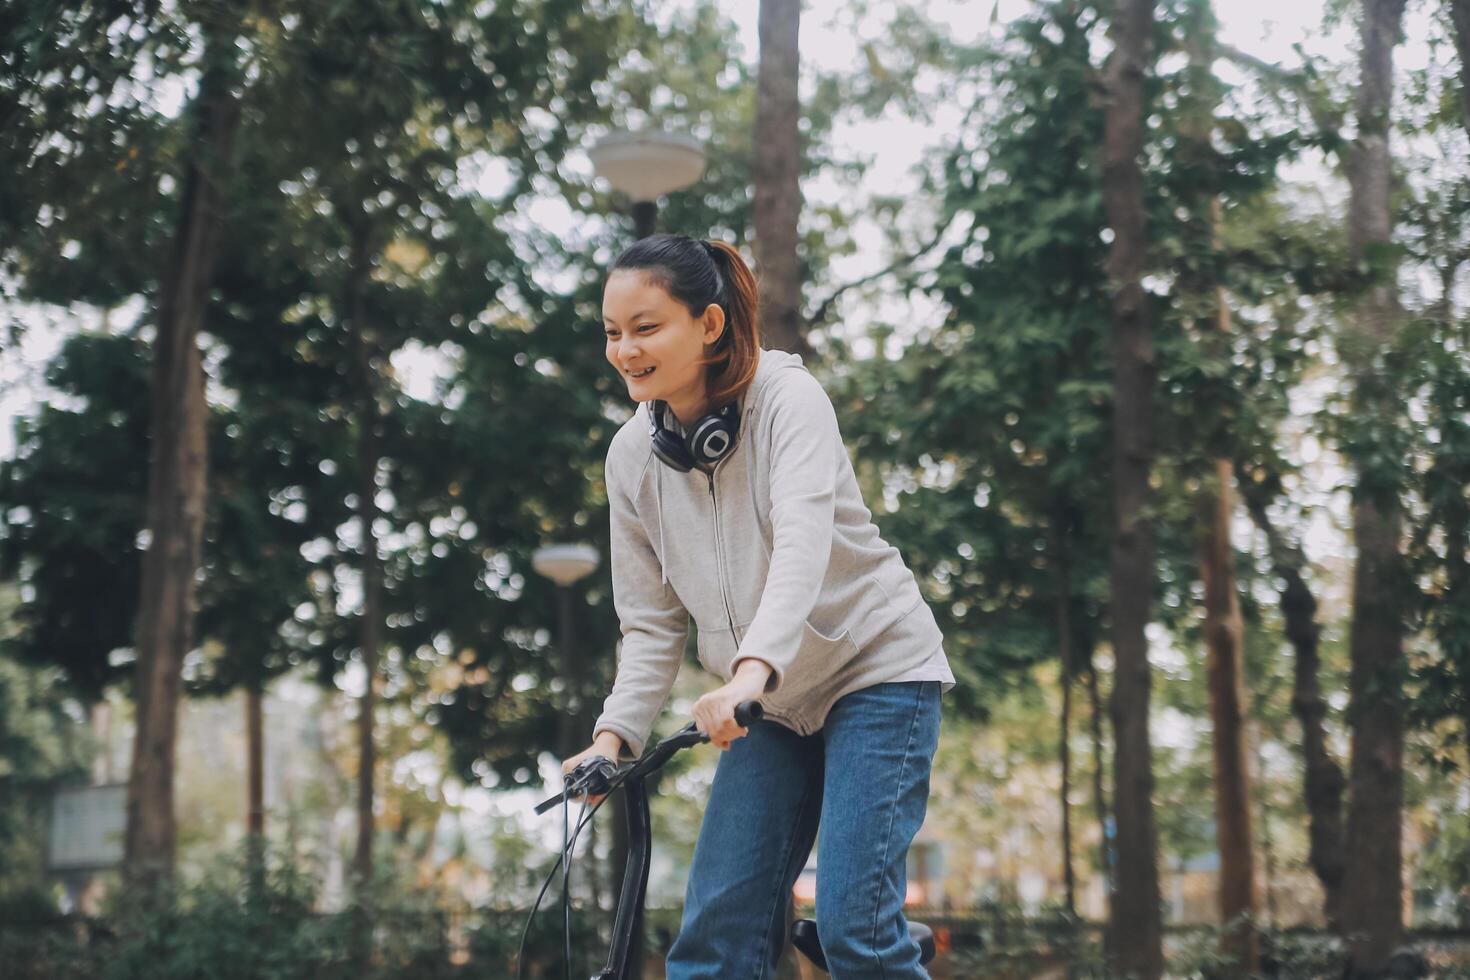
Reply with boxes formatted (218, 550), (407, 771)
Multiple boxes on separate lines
(1237, 467), (1347, 926)
(348, 228), (384, 887)
(1199, 456), (1259, 974)
(247, 682), (265, 839)
(1449, 0), (1470, 134)
(1054, 522), (1077, 918)
(245, 680), (265, 893)
(1340, 1), (1410, 973)
(753, 0), (808, 358)
(1253, 728), (1280, 926)
(1085, 645), (1111, 902)
(124, 29), (240, 885)
(1101, 0), (1162, 974)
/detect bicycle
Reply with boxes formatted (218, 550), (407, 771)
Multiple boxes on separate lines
(520, 700), (938, 979)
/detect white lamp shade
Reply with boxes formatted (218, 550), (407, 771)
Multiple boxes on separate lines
(532, 543), (601, 586)
(588, 130), (707, 202)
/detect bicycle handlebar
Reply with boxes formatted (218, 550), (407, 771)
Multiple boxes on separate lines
(733, 699), (764, 728)
(534, 700), (764, 815)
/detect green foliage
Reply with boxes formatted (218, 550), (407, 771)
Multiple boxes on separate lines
(0, 332), (151, 700)
(0, 2), (194, 305)
(0, 630), (90, 902)
(1396, 187), (1470, 763)
(827, 0), (1324, 723)
(1166, 919), (1349, 979)
(471, 905), (603, 979)
(826, 0), (1116, 720)
(944, 899), (1105, 979)
(0, 844), (460, 980)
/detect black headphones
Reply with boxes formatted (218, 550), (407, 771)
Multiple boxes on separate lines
(648, 398), (741, 472)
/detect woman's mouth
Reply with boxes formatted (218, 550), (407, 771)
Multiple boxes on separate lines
(628, 366), (655, 379)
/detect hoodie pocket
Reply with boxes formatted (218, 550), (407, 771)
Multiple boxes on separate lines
(697, 618), (860, 689)
(695, 621), (741, 678)
(780, 620), (860, 696)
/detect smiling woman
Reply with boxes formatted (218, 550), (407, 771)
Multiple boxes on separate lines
(564, 231), (955, 978)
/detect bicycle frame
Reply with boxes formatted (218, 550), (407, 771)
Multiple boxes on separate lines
(595, 771), (649, 980)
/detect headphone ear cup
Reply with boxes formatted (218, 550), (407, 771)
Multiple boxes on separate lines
(687, 413), (737, 467)
(651, 428), (696, 472)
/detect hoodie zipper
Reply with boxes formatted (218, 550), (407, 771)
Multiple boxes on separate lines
(706, 467), (741, 652)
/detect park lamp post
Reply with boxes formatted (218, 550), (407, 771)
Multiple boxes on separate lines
(531, 543), (601, 757)
(587, 129), (707, 239)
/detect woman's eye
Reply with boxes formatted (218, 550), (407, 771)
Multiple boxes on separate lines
(637, 323), (657, 331)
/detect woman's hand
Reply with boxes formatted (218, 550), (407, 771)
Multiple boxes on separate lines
(560, 731), (625, 806)
(692, 659), (772, 750)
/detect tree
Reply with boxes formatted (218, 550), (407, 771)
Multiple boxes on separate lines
(1100, 0), (1163, 973)
(826, 0), (1121, 914)
(1212, 33), (1358, 934)
(124, 8), (247, 882)
(3, 10), (236, 880)
(1337, 0), (1411, 973)
(1174, 2), (1258, 968)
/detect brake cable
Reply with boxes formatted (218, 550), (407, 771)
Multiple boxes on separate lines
(515, 760), (620, 980)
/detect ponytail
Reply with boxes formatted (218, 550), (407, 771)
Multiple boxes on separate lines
(609, 234), (763, 410)
(698, 240), (761, 407)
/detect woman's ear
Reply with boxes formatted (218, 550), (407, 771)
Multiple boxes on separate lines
(701, 303), (727, 346)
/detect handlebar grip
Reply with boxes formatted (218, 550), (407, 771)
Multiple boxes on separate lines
(734, 700), (764, 728)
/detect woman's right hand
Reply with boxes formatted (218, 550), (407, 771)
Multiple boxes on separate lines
(561, 731), (625, 806)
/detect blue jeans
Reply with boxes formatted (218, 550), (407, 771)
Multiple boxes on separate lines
(665, 680), (942, 979)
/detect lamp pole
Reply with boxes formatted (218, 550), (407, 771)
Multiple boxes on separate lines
(532, 542), (603, 956)
(588, 130), (707, 239)
(531, 544), (601, 759)
(632, 201), (658, 240)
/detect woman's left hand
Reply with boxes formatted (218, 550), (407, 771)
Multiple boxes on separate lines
(692, 659), (772, 750)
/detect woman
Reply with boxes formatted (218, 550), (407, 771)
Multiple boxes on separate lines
(561, 233), (954, 978)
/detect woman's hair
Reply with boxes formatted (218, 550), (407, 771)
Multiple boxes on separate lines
(609, 233), (762, 409)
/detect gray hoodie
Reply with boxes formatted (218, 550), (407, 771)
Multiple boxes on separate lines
(592, 348), (955, 758)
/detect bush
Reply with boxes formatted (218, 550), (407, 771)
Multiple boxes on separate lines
(0, 844), (459, 980)
(471, 903), (604, 978)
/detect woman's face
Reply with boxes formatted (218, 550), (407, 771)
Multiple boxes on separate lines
(602, 268), (725, 409)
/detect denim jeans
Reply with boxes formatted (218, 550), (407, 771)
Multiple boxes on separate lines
(665, 680), (942, 979)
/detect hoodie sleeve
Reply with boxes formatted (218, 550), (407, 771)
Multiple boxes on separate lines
(730, 371), (840, 693)
(591, 450), (690, 760)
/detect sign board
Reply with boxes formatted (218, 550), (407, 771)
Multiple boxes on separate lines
(48, 784), (126, 872)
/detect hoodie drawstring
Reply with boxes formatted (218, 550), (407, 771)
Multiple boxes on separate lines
(656, 463), (669, 585)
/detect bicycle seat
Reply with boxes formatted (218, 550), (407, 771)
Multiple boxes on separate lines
(791, 918), (936, 970)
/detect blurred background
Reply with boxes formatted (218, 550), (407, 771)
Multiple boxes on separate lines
(1, 0), (1467, 977)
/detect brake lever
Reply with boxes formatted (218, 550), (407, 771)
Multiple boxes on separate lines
(535, 756), (620, 816)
